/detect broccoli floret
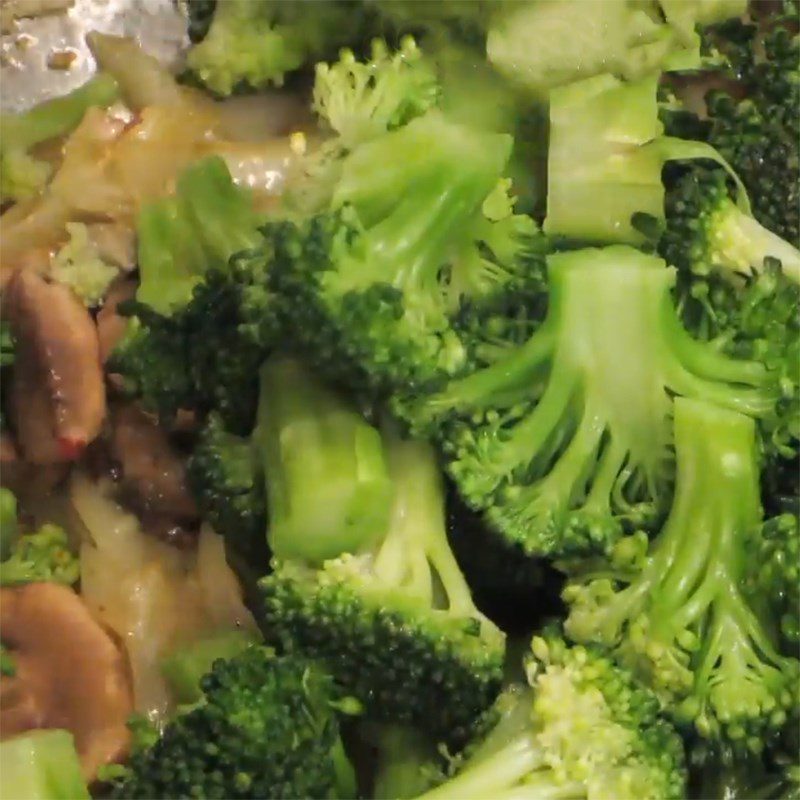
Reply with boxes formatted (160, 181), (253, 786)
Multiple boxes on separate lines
(50, 222), (118, 306)
(110, 157), (277, 428)
(744, 513), (799, 655)
(185, 0), (364, 96)
(259, 415), (505, 746)
(563, 397), (800, 752)
(704, 11), (799, 244)
(110, 646), (357, 799)
(0, 73), (119, 203)
(411, 246), (784, 561)
(663, 167), (800, 285)
(485, 0), (721, 98)
(187, 412), (267, 545)
(410, 631), (686, 800)
(545, 71), (746, 246)
(134, 155), (263, 315)
(274, 121), (539, 395)
(113, 253), (277, 431)
(161, 630), (260, 705)
(0, 730), (89, 800)
(0, 523), (79, 587)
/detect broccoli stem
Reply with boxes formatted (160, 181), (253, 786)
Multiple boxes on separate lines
(417, 735), (544, 800)
(374, 432), (475, 615)
(257, 357), (393, 565)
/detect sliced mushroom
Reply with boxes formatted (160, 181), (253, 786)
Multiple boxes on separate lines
(96, 276), (136, 365)
(0, 582), (133, 780)
(4, 269), (106, 463)
(109, 403), (198, 523)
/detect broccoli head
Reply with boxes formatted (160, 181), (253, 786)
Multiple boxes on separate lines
(411, 631), (686, 800)
(563, 397), (800, 753)
(185, 0), (365, 96)
(0, 523), (79, 587)
(410, 245), (784, 562)
(258, 393), (505, 746)
(662, 166), (800, 285)
(704, 9), (799, 245)
(109, 157), (278, 429)
(187, 412), (267, 547)
(109, 646), (356, 799)
(744, 513), (799, 655)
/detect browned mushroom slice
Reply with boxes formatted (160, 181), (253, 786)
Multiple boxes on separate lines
(4, 269), (106, 463)
(0, 582), (133, 780)
(96, 277), (136, 366)
(109, 403), (199, 523)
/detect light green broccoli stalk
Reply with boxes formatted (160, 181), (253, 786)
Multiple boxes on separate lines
(563, 397), (800, 752)
(0, 73), (119, 203)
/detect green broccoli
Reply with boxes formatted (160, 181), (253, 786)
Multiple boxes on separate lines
(185, 0), (364, 96)
(259, 394), (505, 746)
(255, 356), (394, 564)
(705, 8), (799, 244)
(485, 0), (736, 98)
(544, 71), (746, 246)
(563, 397), (800, 752)
(0, 523), (79, 587)
(273, 42), (542, 396)
(409, 245), (784, 561)
(662, 167), (800, 285)
(134, 155), (263, 315)
(0, 73), (119, 203)
(410, 631), (687, 800)
(743, 513), (799, 655)
(187, 412), (267, 546)
(110, 157), (277, 428)
(160, 630), (260, 706)
(370, 725), (446, 800)
(109, 646), (357, 799)
(0, 730), (89, 800)
(50, 222), (118, 306)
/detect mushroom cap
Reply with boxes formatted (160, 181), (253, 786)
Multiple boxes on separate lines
(0, 582), (132, 780)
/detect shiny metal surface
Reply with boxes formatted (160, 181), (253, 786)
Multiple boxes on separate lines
(0, 0), (188, 111)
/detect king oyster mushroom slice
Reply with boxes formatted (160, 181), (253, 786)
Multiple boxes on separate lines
(0, 582), (133, 780)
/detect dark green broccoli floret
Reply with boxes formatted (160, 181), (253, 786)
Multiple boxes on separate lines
(259, 400), (505, 746)
(161, 630), (260, 705)
(273, 40), (541, 397)
(187, 413), (267, 545)
(705, 10), (799, 245)
(0, 523), (79, 587)
(110, 647), (356, 799)
(0, 74), (119, 203)
(185, 0), (366, 96)
(744, 513), (799, 655)
(410, 631), (686, 800)
(110, 157), (278, 429)
(563, 397), (800, 753)
(662, 166), (800, 285)
(0, 487), (18, 560)
(410, 245), (785, 562)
